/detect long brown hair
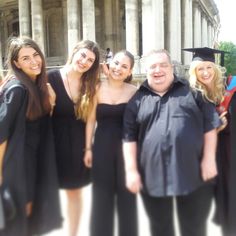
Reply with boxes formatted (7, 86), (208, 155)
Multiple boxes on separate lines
(5, 37), (51, 120)
(66, 40), (100, 121)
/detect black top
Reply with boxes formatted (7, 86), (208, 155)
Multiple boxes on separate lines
(93, 103), (125, 155)
(123, 76), (221, 197)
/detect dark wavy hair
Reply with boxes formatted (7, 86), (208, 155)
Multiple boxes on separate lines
(5, 36), (51, 120)
(66, 40), (100, 121)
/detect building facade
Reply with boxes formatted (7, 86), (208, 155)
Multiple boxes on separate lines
(0, 0), (220, 75)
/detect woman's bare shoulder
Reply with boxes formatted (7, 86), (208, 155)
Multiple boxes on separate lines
(125, 83), (137, 92)
(124, 83), (137, 100)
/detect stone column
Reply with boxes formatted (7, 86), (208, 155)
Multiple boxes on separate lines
(82, 0), (95, 41)
(201, 15), (208, 46)
(31, 0), (45, 52)
(193, 2), (201, 47)
(166, 0), (181, 62)
(62, 0), (68, 60)
(182, 0), (193, 65)
(103, 0), (114, 50)
(125, 0), (139, 56)
(211, 26), (216, 46)
(142, 0), (164, 54)
(19, 0), (30, 37)
(208, 23), (213, 47)
(67, 0), (80, 54)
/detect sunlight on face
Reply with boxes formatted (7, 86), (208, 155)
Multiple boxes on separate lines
(109, 53), (132, 81)
(195, 61), (215, 87)
(72, 48), (96, 73)
(14, 47), (42, 81)
(146, 52), (174, 95)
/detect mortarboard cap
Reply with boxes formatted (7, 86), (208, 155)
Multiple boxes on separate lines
(182, 47), (227, 66)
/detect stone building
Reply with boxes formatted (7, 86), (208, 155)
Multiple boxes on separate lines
(0, 0), (220, 76)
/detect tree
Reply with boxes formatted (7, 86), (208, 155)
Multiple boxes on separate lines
(219, 41), (236, 76)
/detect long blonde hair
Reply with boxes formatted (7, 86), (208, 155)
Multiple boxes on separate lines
(189, 60), (226, 105)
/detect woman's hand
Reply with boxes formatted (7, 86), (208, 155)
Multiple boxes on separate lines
(84, 149), (93, 168)
(217, 111), (228, 132)
(101, 62), (109, 77)
(47, 83), (56, 115)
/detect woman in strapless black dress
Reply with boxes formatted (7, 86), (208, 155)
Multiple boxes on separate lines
(48, 40), (100, 236)
(84, 50), (138, 236)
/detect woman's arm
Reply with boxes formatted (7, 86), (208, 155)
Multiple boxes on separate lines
(0, 140), (7, 185)
(83, 92), (98, 168)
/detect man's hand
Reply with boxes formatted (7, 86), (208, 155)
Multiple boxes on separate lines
(126, 169), (142, 194)
(201, 156), (218, 181)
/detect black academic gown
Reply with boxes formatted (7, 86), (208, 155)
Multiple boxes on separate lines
(0, 79), (62, 236)
(28, 115), (63, 235)
(214, 93), (236, 236)
(0, 79), (28, 236)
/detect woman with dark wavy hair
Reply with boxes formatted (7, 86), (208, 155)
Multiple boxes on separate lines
(48, 40), (100, 236)
(0, 37), (62, 236)
(84, 50), (138, 236)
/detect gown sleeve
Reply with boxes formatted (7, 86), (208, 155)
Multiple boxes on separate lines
(0, 86), (26, 143)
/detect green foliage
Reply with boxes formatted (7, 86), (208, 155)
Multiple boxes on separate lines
(219, 41), (236, 76)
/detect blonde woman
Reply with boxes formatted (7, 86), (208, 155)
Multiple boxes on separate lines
(185, 47), (236, 236)
(189, 60), (225, 105)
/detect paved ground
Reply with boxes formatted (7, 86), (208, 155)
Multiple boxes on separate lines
(44, 185), (222, 236)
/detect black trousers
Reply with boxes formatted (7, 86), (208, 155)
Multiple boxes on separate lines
(141, 184), (214, 236)
(90, 148), (138, 236)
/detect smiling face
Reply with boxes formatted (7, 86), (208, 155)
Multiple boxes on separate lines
(146, 51), (174, 95)
(71, 48), (96, 74)
(13, 46), (42, 81)
(195, 61), (215, 88)
(109, 52), (133, 81)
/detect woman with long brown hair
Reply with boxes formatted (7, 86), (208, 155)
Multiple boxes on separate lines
(0, 36), (62, 236)
(48, 40), (100, 236)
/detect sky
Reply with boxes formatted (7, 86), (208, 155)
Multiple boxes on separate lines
(216, 0), (236, 44)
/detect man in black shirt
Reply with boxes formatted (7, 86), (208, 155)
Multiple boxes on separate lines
(122, 49), (221, 236)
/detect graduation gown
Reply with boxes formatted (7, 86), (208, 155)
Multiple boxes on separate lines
(214, 93), (236, 236)
(0, 79), (62, 236)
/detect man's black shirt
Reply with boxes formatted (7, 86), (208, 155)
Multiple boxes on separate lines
(123, 76), (221, 197)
